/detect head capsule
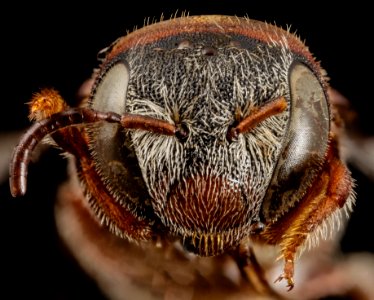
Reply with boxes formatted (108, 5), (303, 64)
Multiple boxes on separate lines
(83, 15), (330, 255)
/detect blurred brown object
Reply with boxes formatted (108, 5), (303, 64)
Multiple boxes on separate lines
(329, 88), (374, 181)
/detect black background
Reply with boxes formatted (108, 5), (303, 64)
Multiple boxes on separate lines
(1, 1), (373, 299)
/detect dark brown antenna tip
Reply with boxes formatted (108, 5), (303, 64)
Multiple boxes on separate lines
(9, 108), (122, 197)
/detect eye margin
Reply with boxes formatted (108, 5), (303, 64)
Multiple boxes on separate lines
(86, 57), (154, 215)
(260, 60), (331, 222)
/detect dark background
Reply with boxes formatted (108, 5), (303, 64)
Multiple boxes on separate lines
(1, 1), (373, 299)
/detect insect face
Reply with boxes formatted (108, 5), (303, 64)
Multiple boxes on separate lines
(88, 22), (327, 255)
(10, 16), (353, 290)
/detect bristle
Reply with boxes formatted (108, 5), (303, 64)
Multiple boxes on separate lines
(296, 190), (356, 257)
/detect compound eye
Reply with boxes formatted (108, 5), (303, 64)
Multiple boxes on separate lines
(88, 61), (145, 199)
(262, 62), (330, 221)
(91, 62), (129, 112)
(89, 61), (130, 170)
